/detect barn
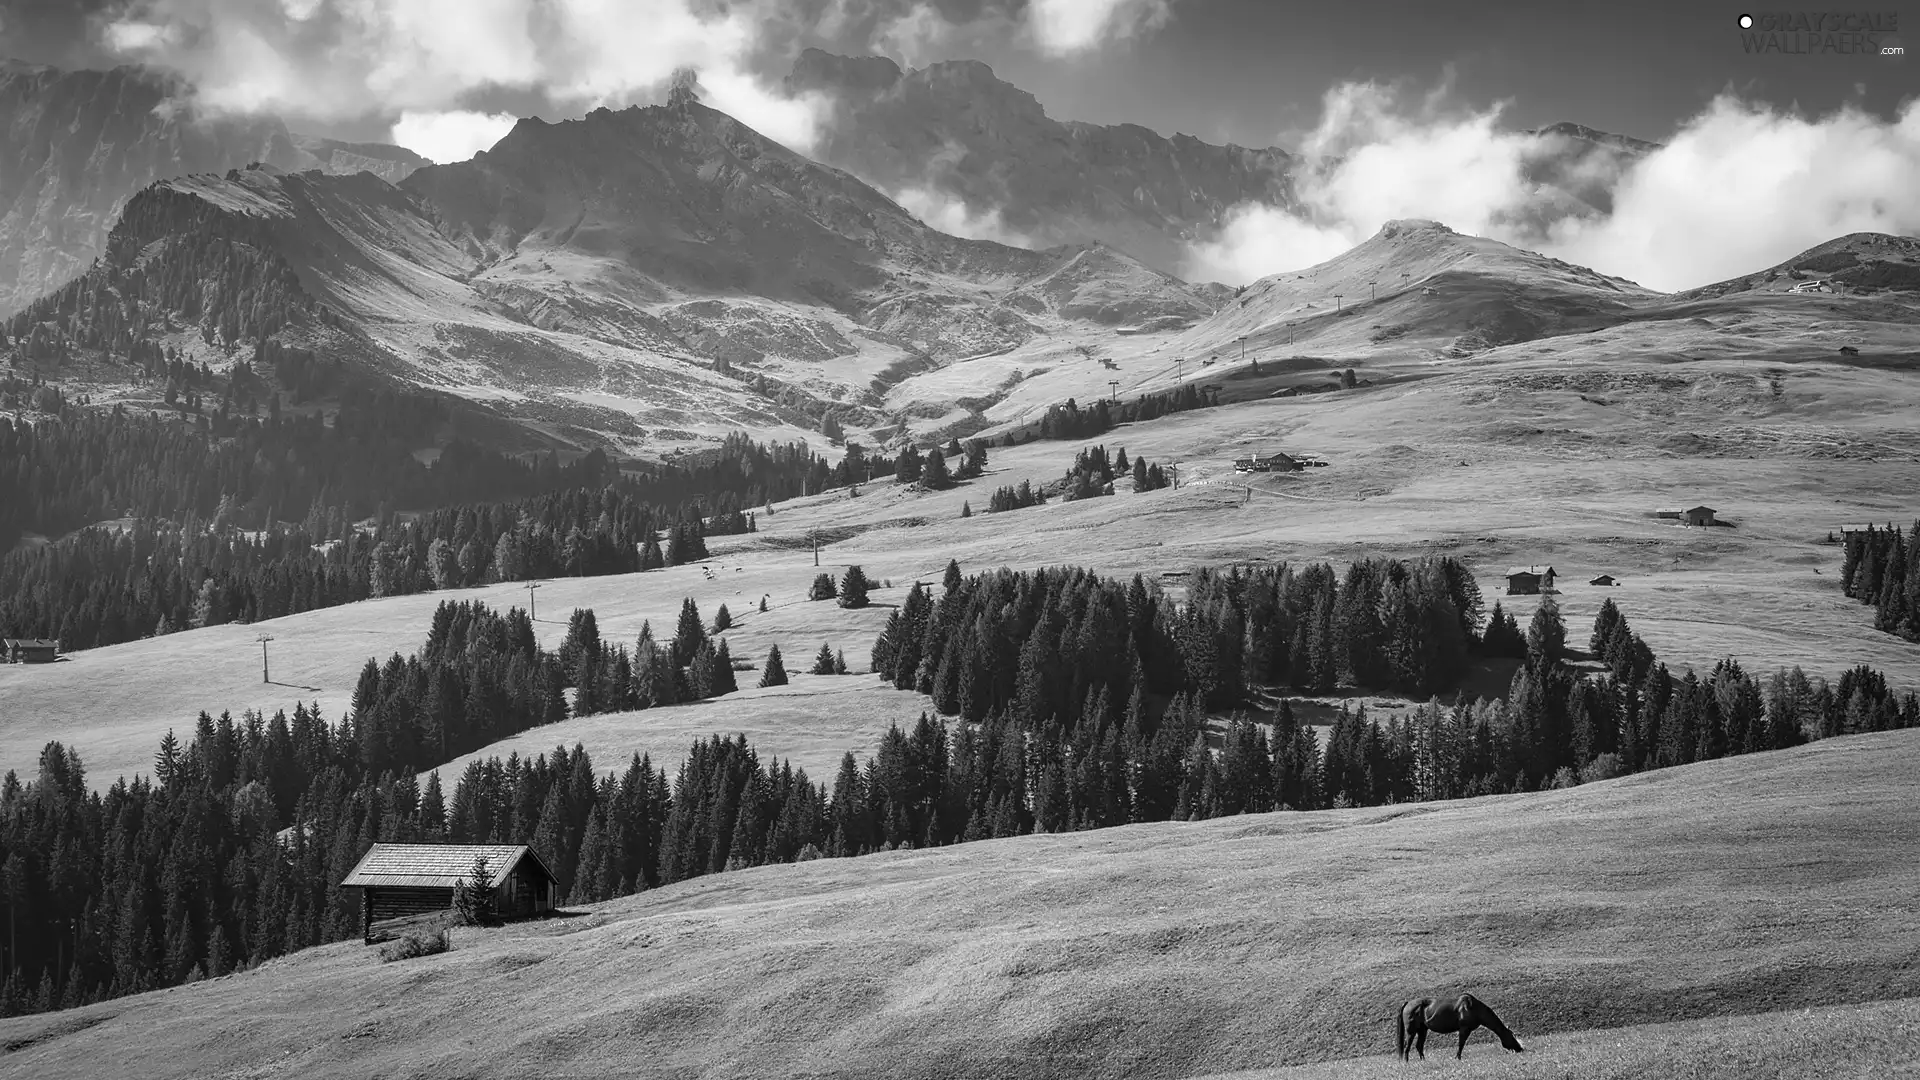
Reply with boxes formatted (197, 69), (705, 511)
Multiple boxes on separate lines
(1683, 505), (1718, 527)
(342, 843), (558, 943)
(1505, 566), (1557, 595)
(1590, 574), (1619, 586)
(2, 639), (59, 664)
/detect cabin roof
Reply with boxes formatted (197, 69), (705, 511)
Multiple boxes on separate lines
(341, 843), (552, 889)
(1685, 505), (1716, 513)
(1504, 565), (1556, 577)
(1, 638), (59, 649)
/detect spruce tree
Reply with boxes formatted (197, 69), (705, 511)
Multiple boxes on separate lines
(688, 641), (718, 699)
(712, 603), (732, 633)
(672, 597), (705, 667)
(839, 565), (871, 608)
(455, 854), (495, 924)
(811, 642), (838, 675)
(923, 449), (952, 489)
(759, 645), (789, 688)
(810, 573), (838, 601)
(1526, 594), (1567, 664)
(711, 640), (739, 695)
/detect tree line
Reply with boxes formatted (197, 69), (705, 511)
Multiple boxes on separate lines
(1842, 521), (1919, 641)
(0, 479), (726, 650)
(870, 559), (1487, 724)
(1001, 383), (1220, 446)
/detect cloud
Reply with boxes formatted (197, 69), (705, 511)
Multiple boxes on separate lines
(1183, 80), (1920, 292)
(1547, 95), (1920, 291)
(93, 0), (835, 151)
(389, 110), (518, 163)
(1025, 0), (1172, 56)
(891, 185), (1034, 247)
(874, 3), (962, 65)
(1181, 205), (1353, 287)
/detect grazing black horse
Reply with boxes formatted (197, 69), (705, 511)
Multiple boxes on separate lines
(1397, 993), (1526, 1060)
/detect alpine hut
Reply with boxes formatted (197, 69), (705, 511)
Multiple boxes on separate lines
(1, 639), (59, 664)
(342, 843), (558, 942)
(1505, 566), (1557, 595)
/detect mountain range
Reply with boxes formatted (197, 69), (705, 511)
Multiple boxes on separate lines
(3, 51), (1917, 463)
(0, 60), (428, 316)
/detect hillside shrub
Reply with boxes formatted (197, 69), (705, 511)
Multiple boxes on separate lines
(378, 928), (450, 962)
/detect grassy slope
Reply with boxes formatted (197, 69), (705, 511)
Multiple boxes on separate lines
(4, 730), (1919, 1078)
(1197, 996), (1920, 1080)
(5, 332), (1919, 789)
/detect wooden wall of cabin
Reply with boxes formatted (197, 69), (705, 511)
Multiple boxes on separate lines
(365, 885), (457, 927)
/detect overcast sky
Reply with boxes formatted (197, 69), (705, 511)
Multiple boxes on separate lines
(1, 0), (1912, 151)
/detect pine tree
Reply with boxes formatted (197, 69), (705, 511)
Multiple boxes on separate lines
(712, 603), (732, 633)
(812, 643), (838, 675)
(833, 649), (848, 675)
(454, 854), (495, 924)
(923, 449), (952, 489)
(1526, 594), (1566, 664)
(960, 501), (971, 518)
(672, 597), (706, 667)
(839, 565), (871, 609)
(810, 573), (838, 601)
(688, 641), (718, 699)
(711, 640), (739, 696)
(759, 646), (789, 688)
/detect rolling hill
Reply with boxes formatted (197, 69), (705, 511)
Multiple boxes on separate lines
(1683, 231), (1920, 299)
(3, 728), (1918, 1078)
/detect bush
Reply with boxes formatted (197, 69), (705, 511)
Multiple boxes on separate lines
(377, 928), (449, 962)
(1582, 753), (1625, 784)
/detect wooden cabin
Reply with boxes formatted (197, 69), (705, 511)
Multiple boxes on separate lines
(1505, 566), (1557, 595)
(2, 639), (59, 664)
(1589, 574), (1619, 587)
(343, 843), (558, 943)
(1683, 505), (1718, 527)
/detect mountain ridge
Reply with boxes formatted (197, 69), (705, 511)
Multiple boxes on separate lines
(0, 60), (431, 316)
(789, 47), (1298, 276)
(4, 99), (1220, 455)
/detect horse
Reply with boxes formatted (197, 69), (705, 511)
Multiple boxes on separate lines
(1397, 993), (1526, 1060)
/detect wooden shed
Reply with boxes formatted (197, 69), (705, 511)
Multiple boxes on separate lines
(342, 843), (558, 943)
(1505, 566), (1557, 595)
(2, 638), (59, 664)
(1589, 574), (1619, 586)
(1683, 505), (1718, 527)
